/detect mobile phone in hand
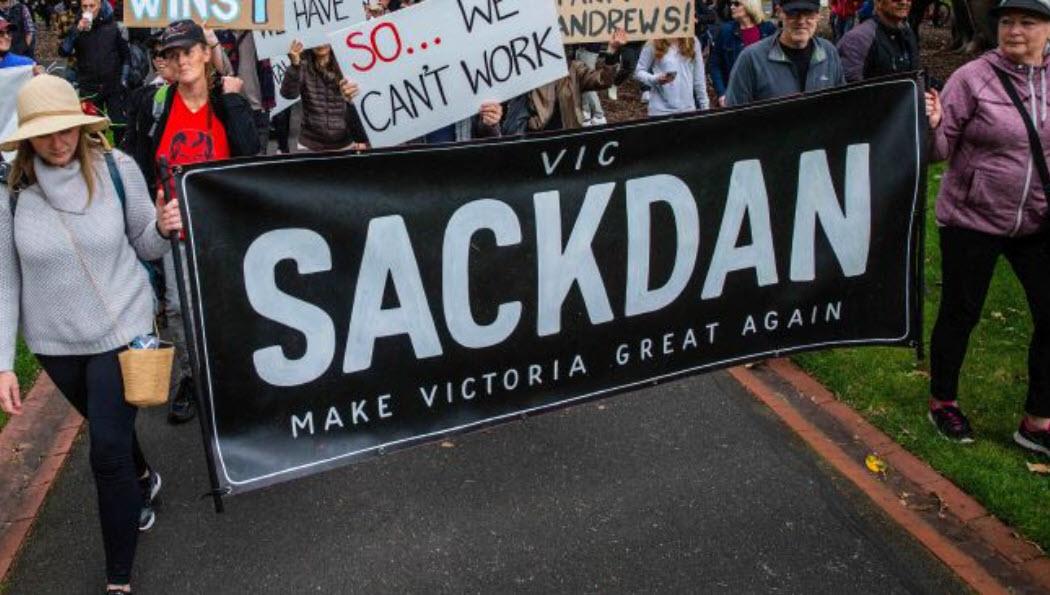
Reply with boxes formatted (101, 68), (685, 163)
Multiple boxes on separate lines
(664, 71), (678, 82)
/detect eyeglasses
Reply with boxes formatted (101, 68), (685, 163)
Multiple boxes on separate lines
(0, 30), (11, 37)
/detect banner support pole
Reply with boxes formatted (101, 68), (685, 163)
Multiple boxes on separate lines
(162, 159), (226, 513)
(915, 73), (929, 362)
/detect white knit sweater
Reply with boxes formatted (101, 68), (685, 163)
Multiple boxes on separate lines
(0, 149), (169, 370)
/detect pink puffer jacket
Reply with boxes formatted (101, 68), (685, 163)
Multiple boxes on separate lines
(933, 49), (1050, 237)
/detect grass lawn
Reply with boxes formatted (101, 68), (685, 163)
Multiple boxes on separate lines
(795, 163), (1050, 551)
(0, 338), (40, 431)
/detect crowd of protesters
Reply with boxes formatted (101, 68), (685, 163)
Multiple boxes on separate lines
(0, 0), (1049, 592)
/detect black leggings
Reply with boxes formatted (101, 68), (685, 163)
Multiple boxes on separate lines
(930, 226), (1050, 416)
(36, 350), (149, 585)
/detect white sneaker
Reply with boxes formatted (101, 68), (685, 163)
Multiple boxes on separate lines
(641, 91), (651, 103)
(582, 117), (594, 127)
(608, 86), (618, 100)
(591, 115), (607, 126)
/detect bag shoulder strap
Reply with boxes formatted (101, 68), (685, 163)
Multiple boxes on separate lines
(103, 150), (127, 207)
(147, 84), (170, 140)
(1, 163), (20, 216)
(102, 150), (130, 235)
(993, 67), (1050, 194)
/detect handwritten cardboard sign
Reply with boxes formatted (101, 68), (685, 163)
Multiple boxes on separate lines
(328, 0), (567, 148)
(558, 0), (692, 44)
(269, 55), (300, 116)
(123, 0), (284, 30)
(253, 0), (365, 60)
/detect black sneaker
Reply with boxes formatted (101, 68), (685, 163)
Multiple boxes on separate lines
(168, 377), (196, 424)
(138, 470), (160, 532)
(1014, 423), (1050, 457)
(928, 406), (975, 443)
(140, 470), (161, 504)
(138, 504), (155, 532)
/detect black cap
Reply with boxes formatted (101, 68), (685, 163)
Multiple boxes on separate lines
(990, 0), (1050, 18)
(158, 19), (206, 53)
(781, 0), (820, 13)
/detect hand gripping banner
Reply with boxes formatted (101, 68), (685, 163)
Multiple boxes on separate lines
(176, 76), (926, 497)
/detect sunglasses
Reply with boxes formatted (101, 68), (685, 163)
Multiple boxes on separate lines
(730, 1), (742, 6)
(0, 29), (11, 36)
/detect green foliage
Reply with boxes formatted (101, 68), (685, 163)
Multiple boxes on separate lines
(795, 163), (1050, 550)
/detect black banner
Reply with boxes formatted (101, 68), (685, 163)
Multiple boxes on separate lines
(177, 76), (925, 495)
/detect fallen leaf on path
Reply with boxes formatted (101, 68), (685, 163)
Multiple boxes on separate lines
(1025, 462), (1050, 475)
(865, 454), (887, 475)
(440, 441), (455, 449)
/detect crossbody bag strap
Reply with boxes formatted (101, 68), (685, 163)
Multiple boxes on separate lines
(993, 68), (1050, 195)
(0, 162), (16, 216)
(54, 209), (123, 339)
(103, 150), (128, 223)
(102, 150), (162, 295)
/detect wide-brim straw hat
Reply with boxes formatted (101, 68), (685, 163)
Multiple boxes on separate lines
(0, 74), (109, 152)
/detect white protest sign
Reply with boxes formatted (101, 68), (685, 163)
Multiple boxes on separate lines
(328, 0), (567, 148)
(1, 66), (33, 162)
(253, 0), (364, 61)
(269, 55), (301, 116)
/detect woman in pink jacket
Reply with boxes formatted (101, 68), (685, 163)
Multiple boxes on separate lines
(925, 0), (1050, 452)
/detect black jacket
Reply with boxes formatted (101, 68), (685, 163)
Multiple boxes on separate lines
(59, 2), (128, 92)
(123, 82), (260, 195)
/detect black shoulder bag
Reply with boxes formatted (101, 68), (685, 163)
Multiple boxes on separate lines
(993, 68), (1050, 198)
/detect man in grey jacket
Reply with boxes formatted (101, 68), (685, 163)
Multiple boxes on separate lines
(725, 0), (845, 106)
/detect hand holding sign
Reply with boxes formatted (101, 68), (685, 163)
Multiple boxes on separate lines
(607, 28), (628, 53)
(478, 101), (502, 127)
(222, 76), (245, 95)
(340, 78), (360, 102)
(289, 39), (305, 66)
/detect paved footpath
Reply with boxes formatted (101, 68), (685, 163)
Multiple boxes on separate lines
(6, 372), (968, 594)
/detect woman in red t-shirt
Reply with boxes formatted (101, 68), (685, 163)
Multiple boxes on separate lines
(128, 19), (261, 425)
(127, 19), (260, 199)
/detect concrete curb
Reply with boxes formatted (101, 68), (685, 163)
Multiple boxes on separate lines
(730, 358), (1050, 594)
(0, 373), (81, 582)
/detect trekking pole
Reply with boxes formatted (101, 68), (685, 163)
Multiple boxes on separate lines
(159, 157), (227, 513)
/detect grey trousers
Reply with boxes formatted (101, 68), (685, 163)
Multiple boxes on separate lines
(162, 247), (193, 387)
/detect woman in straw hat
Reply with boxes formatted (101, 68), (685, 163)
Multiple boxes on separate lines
(0, 74), (182, 595)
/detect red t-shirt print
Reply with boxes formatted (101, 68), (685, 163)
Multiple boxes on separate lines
(155, 90), (231, 172)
